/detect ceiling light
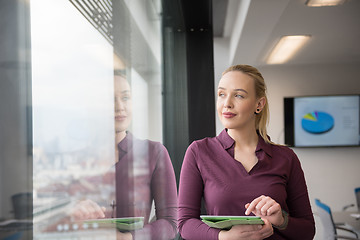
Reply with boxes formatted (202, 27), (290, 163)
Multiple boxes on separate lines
(266, 35), (311, 64)
(305, 0), (347, 7)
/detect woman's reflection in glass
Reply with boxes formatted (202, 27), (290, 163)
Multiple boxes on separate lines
(72, 72), (177, 240)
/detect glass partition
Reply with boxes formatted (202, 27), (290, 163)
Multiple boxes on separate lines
(30, 0), (174, 239)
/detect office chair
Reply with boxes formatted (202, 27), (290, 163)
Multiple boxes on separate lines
(315, 199), (359, 240)
(3, 232), (23, 240)
(343, 187), (360, 211)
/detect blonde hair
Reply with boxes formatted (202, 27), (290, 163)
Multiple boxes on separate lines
(222, 64), (273, 144)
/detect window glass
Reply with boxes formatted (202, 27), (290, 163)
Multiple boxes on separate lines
(31, 0), (166, 238)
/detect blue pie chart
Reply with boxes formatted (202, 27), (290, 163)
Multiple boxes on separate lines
(301, 111), (334, 134)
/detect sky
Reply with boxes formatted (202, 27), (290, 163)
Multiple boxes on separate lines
(30, 0), (115, 152)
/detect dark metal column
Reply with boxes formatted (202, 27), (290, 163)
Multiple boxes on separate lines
(162, 0), (215, 186)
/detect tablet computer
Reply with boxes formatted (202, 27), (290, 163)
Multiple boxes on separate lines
(84, 217), (144, 231)
(200, 215), (264, 229)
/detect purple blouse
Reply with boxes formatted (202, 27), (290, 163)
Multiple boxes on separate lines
(178, 129), (315, 240)
(115, 133), (177, 240)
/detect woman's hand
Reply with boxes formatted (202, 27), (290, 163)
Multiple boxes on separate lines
(218, 218), (273, 240)
(245, 195), (284, 227)
(116, 231), (133, 240)
(69, 199), (106, 221)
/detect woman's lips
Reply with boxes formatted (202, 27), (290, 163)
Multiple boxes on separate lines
(115, 115), (127, 121)
(222, 112), (236, 118)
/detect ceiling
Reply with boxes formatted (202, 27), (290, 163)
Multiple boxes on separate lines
(213, 0), (360, 67)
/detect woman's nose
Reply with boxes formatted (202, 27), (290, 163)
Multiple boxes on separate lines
(115, 98), (125, 111)
(224, 97), (233, 108)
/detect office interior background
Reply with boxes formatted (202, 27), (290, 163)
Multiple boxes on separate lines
(0, 0), (360, 239)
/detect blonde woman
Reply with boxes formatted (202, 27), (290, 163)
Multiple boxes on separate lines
(72, 74), (177, 240)
(178, 65), (315, 240)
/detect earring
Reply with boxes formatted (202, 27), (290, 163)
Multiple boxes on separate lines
(254, 109), (260, 115)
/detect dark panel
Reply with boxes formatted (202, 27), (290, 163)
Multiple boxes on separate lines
(183, 0), (215, 142)
(181, 0), (212, 29)
(186, 29), (215, 143)
(284, 97), (294, 147)
(162, 27), (189, 186)
(162, 0), (215, 186)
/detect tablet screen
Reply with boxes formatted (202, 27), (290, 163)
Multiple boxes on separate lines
(200, 215), (264, 229)
(84, 217), (144, 231)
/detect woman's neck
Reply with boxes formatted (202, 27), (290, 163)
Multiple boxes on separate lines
(227, 127), (258, 150)
(115, 131), (127, 145)
(115, 131), (127, 163)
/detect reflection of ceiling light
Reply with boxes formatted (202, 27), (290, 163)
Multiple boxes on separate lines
(114, 54), (126, 70)
(306, 0), (347, 7)
(266, 35), (311, 64)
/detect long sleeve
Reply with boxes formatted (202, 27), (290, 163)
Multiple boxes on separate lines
(116, 135), (178, 240)
(276, 150), (315, 239)
(178, 143), (220, 240)
(132, 144), (178, 240)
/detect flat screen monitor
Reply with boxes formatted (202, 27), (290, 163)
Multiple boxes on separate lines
(284, 95), (360, 147)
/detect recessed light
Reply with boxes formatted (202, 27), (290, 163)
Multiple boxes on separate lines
(306, 0), (347, 7)
(266, 35), (311, 64)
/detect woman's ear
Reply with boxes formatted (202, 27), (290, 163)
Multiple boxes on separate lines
(255, 97), (266, 114)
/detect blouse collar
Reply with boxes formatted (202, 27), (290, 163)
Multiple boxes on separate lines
(217, 129), (272, 157)
(117, 131), (133, 153)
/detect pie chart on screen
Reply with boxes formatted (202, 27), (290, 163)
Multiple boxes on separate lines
(301, 111), (334, 134)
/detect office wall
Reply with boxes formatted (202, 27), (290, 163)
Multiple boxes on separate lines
(214, 38), (360, 239)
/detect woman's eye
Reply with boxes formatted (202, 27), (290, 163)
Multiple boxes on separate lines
(235, 94), (244, 98)
(122, 95), (131, 101)
(218, 93), (225, 97)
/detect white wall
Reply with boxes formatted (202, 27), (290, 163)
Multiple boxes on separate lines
(214, 39), (360, 239)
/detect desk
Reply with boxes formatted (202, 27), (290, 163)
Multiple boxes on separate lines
(333, 211), (360, 234)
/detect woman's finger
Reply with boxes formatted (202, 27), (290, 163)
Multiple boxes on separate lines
(259, 218), (274, 238)
(264, 202), (281, 216)
(259, 198), (276, 215)
(245, 195), (264, 215)
(70, 200), (105, 220)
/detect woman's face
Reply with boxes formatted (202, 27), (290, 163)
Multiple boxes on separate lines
(216, 71), (262, 131)
(114, 75), (132, 133)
